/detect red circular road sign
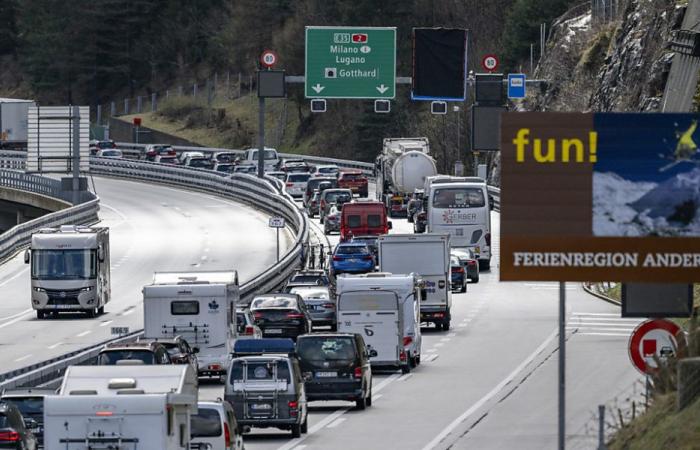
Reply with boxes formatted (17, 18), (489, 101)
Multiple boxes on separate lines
(481, 54), (499, 72)
(260, 50), (278, 68)
(628, 319), (682, 374)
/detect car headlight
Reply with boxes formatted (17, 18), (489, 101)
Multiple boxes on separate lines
(81, 286), (93, 292)
(33, 287), (45, 293)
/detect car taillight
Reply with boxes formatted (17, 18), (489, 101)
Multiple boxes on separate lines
(399, 350), (407, 361)
(224, 422), (231, 447)
(333, 255), (342, 261)
(322, 303), (335, 309)
(362, 255), (373, 260)
(453, 267), (464, 273)
(288, 401), (299, 416)
(403, 336), (413, 347)
(468, 260), (477, 266)
(0, 431), (20, 442)
(244, 325), (255, 335)
(287, 312), (304, 319)
(286, 182), (293, 187)
(354, 367), (362, 379)
(485, 233), (491, 246)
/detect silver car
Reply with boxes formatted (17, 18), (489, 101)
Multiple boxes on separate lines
(287, 286), (336, 330)
(285, 173), (311, 198)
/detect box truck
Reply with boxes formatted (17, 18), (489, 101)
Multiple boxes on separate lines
(143, 270), (239, 379)
(0, 98), (34, 149)
(378, 234), (452, 330)
(43, 365), (198, 450)
(336, 273), (423, 373)
(25, 225), (111, 319)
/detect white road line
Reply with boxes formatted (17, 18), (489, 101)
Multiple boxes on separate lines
(123, 309), (135, 316)
(47, 342), (64, 350)
(0, 311), (33, 330)
(448, 333), (456, 337)
(0, 268), (29, 289)
(76, 330), (92, 337)
(99, 202), (129, 228)
(425, 348), (438, 353)
(424, 354), (439, 363)
(566, 322), (637, 327)
(201, 255), (208, 261)
(421, 328), (559, 450)
(372, 394), (383, 401)
(100, 320), (114, 327)
(14, 354), (32, 362)
(458, 324), (469, 328)
(326, 418), (346, 429)
(204, 248), (210, 253)
(398, 373), (413, 382)
(276, 373), (401, 450)
(0, 308), (34, 322)
(434, 343), (445, 347)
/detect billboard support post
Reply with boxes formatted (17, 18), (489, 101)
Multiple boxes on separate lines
(559, 282), (566, 450)
(71, 105), (80, 205)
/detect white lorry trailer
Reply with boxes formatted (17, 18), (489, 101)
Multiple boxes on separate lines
(25, 225), (110, 319)
(143, 270), (239, 379)
(378, 234), (452, 330)
(0, 98), (34, 150)
(43, 365), (198, 450)
(426, 177), (493, 270)
(377, 138), (437, 217)
(336, 273), (423, 373)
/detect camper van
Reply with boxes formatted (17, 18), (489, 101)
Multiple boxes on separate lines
(425, 177), (492, 270)
(25, 225), (110, 319)
(43, 365), (198, 450)
(378, 234), (452, 330)
(143, 270), (239, 379)
(336, 273), (423, 373)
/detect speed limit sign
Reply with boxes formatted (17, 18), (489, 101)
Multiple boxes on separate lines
(481, 54), (499, 72)
(260, 50), (278, 68)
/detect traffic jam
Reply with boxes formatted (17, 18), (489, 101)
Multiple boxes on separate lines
(2, 137), (495, 450)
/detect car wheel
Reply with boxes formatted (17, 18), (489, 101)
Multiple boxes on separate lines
(461, 283), (467, 293)
(86, 308), (96, 318)
(324, 227), (329, 235)
(479, 260), (490, 271)
(301, 415), (308, 434)
(98, 305), (105, 315)
(415, 355), (421, 366)
(320, 216), (324, 224)
(409, 355), (417, 368)
(401, 363), (411, 374)
(291, 424), (301, 438)
(366, 388), (372, 407)
(443, 322), (451, 331)
(355, 395), (366, 410)
(36, 310), (45, 320)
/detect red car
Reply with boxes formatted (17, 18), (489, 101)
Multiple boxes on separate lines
(340, 201), (391, 241)
(338, 170), (368, 197)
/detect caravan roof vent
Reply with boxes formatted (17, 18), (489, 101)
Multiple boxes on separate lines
(115, 360), (144, 366)
(59, 225), (78, 233)
(116, 389), (145, 395)
(69, 390), (97, 395)
(38, 228), (57, 234)
(108, 378), (137, 390)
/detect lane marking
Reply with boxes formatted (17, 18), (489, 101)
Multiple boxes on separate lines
(425, 348), (438, 353)
(421, 328), (559, 450)
(398, 373), (413, 382)
(14, 354), (32, 362)
(0, 311), (34, 330)
(123, 309), (135, 316)
(100, 320), (114, 327)
(99, 202), (129, 229)
(448, 333), (457, 337)
(424, 354), (439, 363)
(440, 338), (451, 342)
(326, 418), (346, 429)
(372, 394), (383, 401)
(458, 324), (468, 328)
(47, 342), (64, 350)
(76, 330), (92, 337)
(0, 268), (29, 289)
(0, 308), (34, 322)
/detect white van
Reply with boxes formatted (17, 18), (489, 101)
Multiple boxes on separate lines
(336, 273), (422, 373)
(426, 177), (492, 270)
(143, 271), (239, 379)
(242, 147), (280, 172)
(44, 365), (198, 450)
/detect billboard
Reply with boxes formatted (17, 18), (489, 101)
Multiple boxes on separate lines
(412, 28), (468, 101)
(26, 106), (89, 173)
(500, 112), (700, 282)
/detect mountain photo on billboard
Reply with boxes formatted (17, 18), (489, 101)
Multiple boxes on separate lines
(592, 114), (700, 237)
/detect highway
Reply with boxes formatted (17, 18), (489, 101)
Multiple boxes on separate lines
(200, 206), (644, 450)
(0, 176), (292, 372)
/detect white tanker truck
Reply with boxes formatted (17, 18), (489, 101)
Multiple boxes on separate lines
(376, 138), (438, 217)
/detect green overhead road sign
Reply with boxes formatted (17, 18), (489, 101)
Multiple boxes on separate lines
(305, 26), (396, 99)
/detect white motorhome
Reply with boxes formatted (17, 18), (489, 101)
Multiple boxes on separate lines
(242, 147), (280, 172)
(43, 365), (198, 450)
(143, 271), (239, 379)
(336, 273), (422, 373)
(378, 234), (452, 330)
(25, 225), (110, 319)
(426, 177), (493, 270)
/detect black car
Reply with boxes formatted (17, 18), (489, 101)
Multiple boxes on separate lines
(0, 402), (37, 450)
(96, 341), (172, 365)
(250, 294), (313, 340)
(296, 333), (375, 410)
(304, 177), (338, 206)
(350, 235), (379, 262)
(0, 389), (51, 448)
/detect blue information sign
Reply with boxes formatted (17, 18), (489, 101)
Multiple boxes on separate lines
(507, 74), (526, 99)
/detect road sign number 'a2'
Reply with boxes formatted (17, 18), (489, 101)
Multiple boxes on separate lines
(306, 27), (396, 99)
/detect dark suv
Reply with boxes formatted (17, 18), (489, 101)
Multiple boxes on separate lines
(296, 333), (374, 410)
(0, 402), (37, 450)
(96, 341), (172, 365)
(0, 389), (50, 448)
(250, 294), (313, 340)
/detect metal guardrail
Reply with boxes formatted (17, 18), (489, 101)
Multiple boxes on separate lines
(487, 185), (501, 212)
(0, 151), (26, 170)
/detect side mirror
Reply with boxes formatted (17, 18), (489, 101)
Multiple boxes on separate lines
(368, 349), (378, 358)
(387, 221), (393, 230)
(24, 249), (30, 264)
(97, 245), (105, 262)
(24, 418), (38, 429)
(192, 347), (200, 354)
(488, 195), (495, 211)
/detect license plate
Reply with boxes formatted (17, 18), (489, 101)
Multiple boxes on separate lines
(53, 305), (73, 310)
(265, 328), (283, 334)
(250, 403), (272, 410)
(315, 371), (337, 378)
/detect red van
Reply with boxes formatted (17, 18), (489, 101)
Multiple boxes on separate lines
(340, 202), (391, 241)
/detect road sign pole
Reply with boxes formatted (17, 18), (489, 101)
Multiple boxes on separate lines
(559, 281), (566, 450)
(258, 96), (265, 178)
(71, 105), (81, 205)
(276, 228), (280, 262)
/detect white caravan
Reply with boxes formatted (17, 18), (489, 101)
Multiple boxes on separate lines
(143, 270), (239, 378)
(426, 177), (493, 270)
(25, 225), (110, 319)
(43, 365), (198, 450)
(378, 234), (452, 330)
(336, 273), (422, 373)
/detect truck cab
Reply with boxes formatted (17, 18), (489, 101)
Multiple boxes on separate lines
(25, 225), (110, 319)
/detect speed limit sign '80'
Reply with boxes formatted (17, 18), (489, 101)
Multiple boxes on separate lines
(260, 50), (278, 69)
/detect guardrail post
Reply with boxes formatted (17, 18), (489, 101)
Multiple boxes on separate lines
(193, 83), (198, 98)
(178, 85), (183, 96)
(136, 96), (142, 113)
(151, 93), (157, 112)
(238, 72), (242, 98)
(96, 104), (102, 126)
(124, 98), (129, 115)
(111, 101), (116, 117)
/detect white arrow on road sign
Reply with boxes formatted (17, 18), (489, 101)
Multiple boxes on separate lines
(376, 84), (389, 94)
(312, 84), (325, 93)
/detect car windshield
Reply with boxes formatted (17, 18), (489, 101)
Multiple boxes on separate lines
(216, 164), (233, 172)
(318, 167), (338, 174)
(236, 313), (247, 326)
(216, 153), (236, 162)
(325, 192), (351, 203)
(188, 158), (210, 168)
(251, 150), (277, 160)
(289, 288), (329, 299)
(161, 343), (181, 357)
(97, 350), (155, 365)
(31, 249), (96, 280)
(101, 150), (120, 157)
(341, 173), (362, 180)
(159, 157), (177, 163)
(251, 297), (297, 309)
(297, 336), (357, 362)
(229, 360), (290, 382)
(337, 245), (368, 255)
(291, 274), (328, 284)
(4, 398), (43, 416)
(191, 408), (222, 438)
(288, 174), (310, 182)
(97, 141), (115, 149)
(432, 188), (485, 208)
